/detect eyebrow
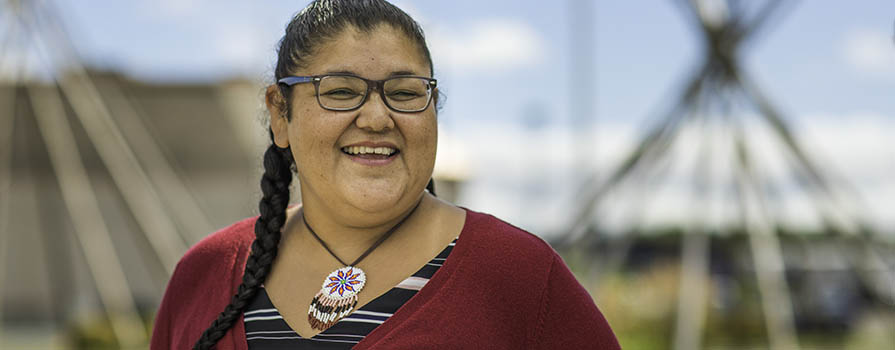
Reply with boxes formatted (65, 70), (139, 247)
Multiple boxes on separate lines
(324, 70), (421, 77)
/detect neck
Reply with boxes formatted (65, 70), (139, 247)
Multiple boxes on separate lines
(297, 193), (429, 262)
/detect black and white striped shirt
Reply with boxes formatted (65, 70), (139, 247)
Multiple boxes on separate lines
(244, 238), (456, 349)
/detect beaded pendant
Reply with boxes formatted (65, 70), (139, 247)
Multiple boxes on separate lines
(307, 266), (366, 330)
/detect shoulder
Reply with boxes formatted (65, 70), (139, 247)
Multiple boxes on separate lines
(457, 210), (620, 349)
(169, 216), (257, 298)
(151, 216), (257, 349)
(178, 216), (257, 270)
(451, 209), (560, 293)
(459, 209), (557, 266)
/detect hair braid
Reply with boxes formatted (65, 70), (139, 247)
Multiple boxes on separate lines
(426, 178), (436, 197)
(193, 145), (293, 349)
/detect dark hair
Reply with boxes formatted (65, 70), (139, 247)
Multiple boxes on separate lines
(274, 0), (436, 120)
(193, 1), (434, 348)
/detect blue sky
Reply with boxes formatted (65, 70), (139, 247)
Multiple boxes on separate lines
(9, 0), (894, 234)
(44, 0), (895, 125)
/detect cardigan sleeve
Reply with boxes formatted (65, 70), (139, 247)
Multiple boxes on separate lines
(533, 254), (621, 350)
(150, 258), (188, 350)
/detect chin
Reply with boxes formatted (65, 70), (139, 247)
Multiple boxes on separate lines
(342, 180), (410, 214)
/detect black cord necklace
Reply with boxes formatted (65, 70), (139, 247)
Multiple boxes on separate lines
(302, 199), (422, 331)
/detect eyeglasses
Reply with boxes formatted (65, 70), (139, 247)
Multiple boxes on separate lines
(277, 74), (437, 113)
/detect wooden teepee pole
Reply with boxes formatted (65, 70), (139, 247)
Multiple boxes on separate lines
(28, 84), (147, 348)
(93, 78), (215, 244)
(564, 64), (709, 244)
(36, 0), (214, 246)
(673, 84), (715, 350)
(0, 76), (16, 350)
(0, 3), (23, 342)
(21, 0), (188, 275)
(739, 67), (895, 310)
(732, 119), (800, 350)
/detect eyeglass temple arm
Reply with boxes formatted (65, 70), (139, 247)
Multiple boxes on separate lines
(277, 76), (316, 86)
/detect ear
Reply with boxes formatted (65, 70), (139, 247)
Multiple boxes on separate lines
(266, 85), (290, 148)
(432, 87), (441, 111)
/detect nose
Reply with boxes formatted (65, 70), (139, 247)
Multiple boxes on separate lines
(354, 89), (395, 132)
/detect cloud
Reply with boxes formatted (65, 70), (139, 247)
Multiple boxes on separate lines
(115, 2), (282, 81)
(210, 21), (271, 76)
(428, 19), (545, 74)
(841, 28), (895, 78)
(348, 2), (545, 76)
(447, 114), (895, 236)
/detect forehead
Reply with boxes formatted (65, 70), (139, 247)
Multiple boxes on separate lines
(301, 24), (430, 78)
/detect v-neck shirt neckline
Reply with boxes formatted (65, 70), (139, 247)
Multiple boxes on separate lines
(244, 236), (459, 348)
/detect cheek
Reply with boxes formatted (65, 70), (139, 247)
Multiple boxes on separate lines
(288, 109), (325, 164)
(289, 109), (353, 173)
(425, 115), (438, 150)
(409, 118), (438, 166)
(291, 105), (329, 146)
(425, 125), (438, 153)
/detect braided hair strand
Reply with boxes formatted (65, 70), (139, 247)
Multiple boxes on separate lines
(192, 145), (293, 349)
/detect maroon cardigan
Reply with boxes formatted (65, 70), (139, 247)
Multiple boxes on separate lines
(151, 209), (620, 349)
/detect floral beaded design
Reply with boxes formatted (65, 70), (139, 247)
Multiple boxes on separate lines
(326, 267), (364, 297)
(308, 266), (366, 330)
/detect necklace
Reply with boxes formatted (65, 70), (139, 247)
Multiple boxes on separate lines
(302, 200), (422, 331)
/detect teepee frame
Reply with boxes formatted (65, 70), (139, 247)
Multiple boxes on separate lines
(561, 1), (895, 349)
(1, 0), (216, 346)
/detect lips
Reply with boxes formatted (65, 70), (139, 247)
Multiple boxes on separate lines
(341, 145), (397, 156)
(340, 142), (400, 162)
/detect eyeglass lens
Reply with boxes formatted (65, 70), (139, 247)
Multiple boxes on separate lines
(317, 76), (431, 112)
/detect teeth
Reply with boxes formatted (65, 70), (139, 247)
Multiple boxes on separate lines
(342, 146), (396, 156)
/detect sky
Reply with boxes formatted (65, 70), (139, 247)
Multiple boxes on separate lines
(4, 0), (894, 236)
(34, 0), (893, 121)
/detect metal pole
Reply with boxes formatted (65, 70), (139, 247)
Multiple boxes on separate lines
(569, 0), (596, 176)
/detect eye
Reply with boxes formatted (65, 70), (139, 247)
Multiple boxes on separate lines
(387, 90), (424, 101)
(321, 88), (362, 100)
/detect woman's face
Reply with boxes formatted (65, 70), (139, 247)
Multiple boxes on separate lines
(271, 24), (437, 222)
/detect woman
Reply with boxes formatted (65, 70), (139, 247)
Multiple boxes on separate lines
(151, 1), (619, 349)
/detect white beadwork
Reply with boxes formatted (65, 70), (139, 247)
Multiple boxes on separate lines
(307, 266), (366, 330)
(318, 266), (366, 300)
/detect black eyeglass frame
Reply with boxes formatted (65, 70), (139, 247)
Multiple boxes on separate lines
(277, 73), (438, 113)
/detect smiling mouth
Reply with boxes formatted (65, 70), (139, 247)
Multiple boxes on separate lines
(341, 146), (400, 159)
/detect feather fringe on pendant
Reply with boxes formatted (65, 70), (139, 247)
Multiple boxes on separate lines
(307, 266), (366, 331)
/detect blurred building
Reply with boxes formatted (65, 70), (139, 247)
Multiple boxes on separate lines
(1, 70), (267, 345)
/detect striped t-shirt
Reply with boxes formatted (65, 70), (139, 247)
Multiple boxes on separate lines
(243, 238), (457, 349)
